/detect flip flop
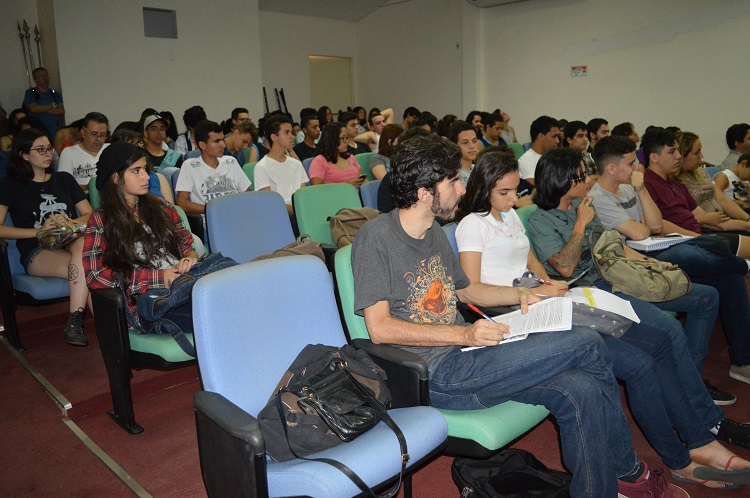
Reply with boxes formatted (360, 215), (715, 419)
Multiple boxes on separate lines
(671, 472), (739, 490)
(693, 455), (750, 486)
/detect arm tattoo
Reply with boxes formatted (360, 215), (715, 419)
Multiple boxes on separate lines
(68, 264), (79, 282)
(550, 231), (584, 271)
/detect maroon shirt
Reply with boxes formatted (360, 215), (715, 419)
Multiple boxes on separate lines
(644, 168), (701, 232)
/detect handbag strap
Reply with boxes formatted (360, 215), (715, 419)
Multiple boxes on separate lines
(275, 361), (408, 498)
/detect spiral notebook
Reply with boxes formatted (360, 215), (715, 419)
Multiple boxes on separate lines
(625, 234), (693, 252)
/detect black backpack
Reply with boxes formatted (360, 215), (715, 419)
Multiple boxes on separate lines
(452, 449), (571, 498)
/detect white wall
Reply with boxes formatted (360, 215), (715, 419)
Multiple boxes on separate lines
(1, 0), (39, 112)
(357, 0), (465, 121)
(479, 0), (750, 161)
(52, 0), (264, 131)
(259, 11), (357, 119)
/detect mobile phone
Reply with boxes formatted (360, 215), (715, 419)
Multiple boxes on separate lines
(358, 174), (367, 180)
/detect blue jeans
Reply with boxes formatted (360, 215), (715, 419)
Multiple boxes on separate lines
(429, 327), (637, 498)
(595, 280), (725, 431)
(654, 240), (750, 367)
(601, 330), (713, 471)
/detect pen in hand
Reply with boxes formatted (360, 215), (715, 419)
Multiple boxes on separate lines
(467, 303), (495, 321)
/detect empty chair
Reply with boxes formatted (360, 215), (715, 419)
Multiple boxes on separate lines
(293, 183), (362, 245)
(206, 191), (294, 262)
(192, 255), (447, 497)
(359, 179), (381, 210)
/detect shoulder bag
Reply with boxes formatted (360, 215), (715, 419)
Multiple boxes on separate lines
(589, 226), (691, 302)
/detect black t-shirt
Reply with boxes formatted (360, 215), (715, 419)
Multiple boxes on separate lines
(377, 172), (394, 213)
(0, 172), (86, 265)
(348, 142), (371, 156)
(145, 149), (183, 170)
(293, 142), (318, 162)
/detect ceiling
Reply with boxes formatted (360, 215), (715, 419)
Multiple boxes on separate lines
(257, 0), (406, 22)
(257, 0), (529, 23)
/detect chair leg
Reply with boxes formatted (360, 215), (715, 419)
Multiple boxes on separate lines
(0, 301), (25, 352)
(403, 474), (412, 498)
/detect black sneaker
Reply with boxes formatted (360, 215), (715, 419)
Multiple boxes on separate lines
(716, 418), (750, 449)
(704, 379), (736, 405)
(63, 308), (87, 347)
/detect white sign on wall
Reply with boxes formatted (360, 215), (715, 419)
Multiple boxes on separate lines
(571, 65), (587, 77)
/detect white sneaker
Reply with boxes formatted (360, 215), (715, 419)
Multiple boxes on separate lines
(729, 365), (750, 385)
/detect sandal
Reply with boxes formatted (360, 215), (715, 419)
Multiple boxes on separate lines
(671, 471), (739, 490)
(692, 456), (750, 486)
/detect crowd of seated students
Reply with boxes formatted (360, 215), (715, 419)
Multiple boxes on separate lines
(6, 96), (750, 496)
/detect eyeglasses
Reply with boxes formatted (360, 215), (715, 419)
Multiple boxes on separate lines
(572, 173), (589, 184)
(83, 128), (108, 139)
(30, 145), (54, 155)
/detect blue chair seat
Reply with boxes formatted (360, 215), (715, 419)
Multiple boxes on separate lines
(11, 274), (70, 300)
(267, 406), (446, 497)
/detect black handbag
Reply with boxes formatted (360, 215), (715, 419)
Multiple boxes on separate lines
(259, 344), (409, 498)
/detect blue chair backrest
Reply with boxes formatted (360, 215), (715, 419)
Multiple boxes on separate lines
(442, 223), (459, 258)
(704, 166), (720, 178)
(302, 157), (314, 186)
(206, 191), (295, 262)
(359, 180), (381, 210)
(170, 168), (181, 196)
(523, 142), (532, 152)
(193, 256), (346, 417)
(185, 150), (201, 160)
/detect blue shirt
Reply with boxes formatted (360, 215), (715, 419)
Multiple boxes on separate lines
(23, 87), (63, 136)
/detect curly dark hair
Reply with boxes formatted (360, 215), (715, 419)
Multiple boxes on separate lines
(457, 150), (519, 221)
(98, 148), (184, 289)
(391, 134), (461, 209)
(533, 148), (584, 210)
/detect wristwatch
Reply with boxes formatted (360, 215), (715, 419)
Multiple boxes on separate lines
(51, 102), (57, 110)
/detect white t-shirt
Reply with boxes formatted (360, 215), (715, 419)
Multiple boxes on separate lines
(58, 143), (109, 186)
(175, 155), (251, 205)
(716, 170), (741, 199)
(517, 148), (542, 181)
(254, 155), (309, 205)
(455, 210), (530, 286)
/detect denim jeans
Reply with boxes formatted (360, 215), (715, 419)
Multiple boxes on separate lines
(595, 280), (725, 431)
(654, 240), (750, 367)
(429, 327), (637, 498)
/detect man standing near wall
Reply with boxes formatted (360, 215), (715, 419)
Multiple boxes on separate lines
(23, 67), (65, 137)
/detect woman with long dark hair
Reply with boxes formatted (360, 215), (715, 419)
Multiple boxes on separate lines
(0, 128), (92, 346)
(308, 122), (364, 186)
(83, 143), (199, 338)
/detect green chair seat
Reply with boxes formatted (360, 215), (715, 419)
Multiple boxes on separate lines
(128, 330), (195, 362)
(243, 162), (258, 189)
(508, 142), (525, 160)
(438, 401), (549, 450)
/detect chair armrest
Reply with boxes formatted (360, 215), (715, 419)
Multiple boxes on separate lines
(186, 213), (206, 243)
(321, 243), (338, 272)
(194, 391), (267, 498)
(457, 301), (514, 323)
(91, 288), (132, 368)
(351, 338), (429, 408)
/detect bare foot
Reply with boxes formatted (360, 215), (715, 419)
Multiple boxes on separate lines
(672, 461), (736, 489)
(690, 440), (750, 470)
